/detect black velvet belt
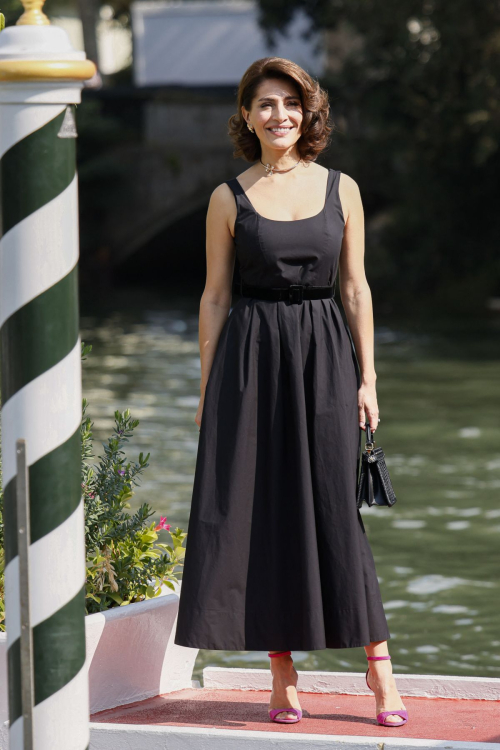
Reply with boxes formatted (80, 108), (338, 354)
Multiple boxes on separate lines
(238, 281), (335, 304)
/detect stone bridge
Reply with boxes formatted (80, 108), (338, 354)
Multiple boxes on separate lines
(82, 87), (245, 281)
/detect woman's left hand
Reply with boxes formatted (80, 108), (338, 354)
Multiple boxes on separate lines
(358, 382), (379, 432)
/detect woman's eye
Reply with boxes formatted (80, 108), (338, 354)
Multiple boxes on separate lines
(259, 101), (301, 108)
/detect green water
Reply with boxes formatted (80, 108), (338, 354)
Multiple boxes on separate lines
(81, 288), (500, 681)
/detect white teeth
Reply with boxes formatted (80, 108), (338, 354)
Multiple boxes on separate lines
(269, 128), (292, 133)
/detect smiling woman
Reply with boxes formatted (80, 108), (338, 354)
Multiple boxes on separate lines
(174, 56), (407, 729)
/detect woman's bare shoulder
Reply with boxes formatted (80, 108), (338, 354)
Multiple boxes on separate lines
(209, 180), (237, 210)
(209, 166), (259, 215)
(207, 181), (240, 238)
(338, 172), (363, 225)
(339, 171), (361, 195)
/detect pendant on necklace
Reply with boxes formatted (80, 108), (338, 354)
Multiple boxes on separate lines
(264, 163), (274, 176)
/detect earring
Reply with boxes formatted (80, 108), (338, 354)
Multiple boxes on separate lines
(247, 122), (254, 133)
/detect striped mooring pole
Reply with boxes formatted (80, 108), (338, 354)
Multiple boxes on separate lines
(0, 2), (96, 748)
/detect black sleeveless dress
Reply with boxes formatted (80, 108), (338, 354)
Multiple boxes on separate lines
(174, 168), (390, 651)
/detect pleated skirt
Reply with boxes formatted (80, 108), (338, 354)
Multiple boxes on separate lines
(174, 296), (390, 650)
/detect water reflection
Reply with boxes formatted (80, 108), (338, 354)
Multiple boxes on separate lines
(80, 293), (499, 681)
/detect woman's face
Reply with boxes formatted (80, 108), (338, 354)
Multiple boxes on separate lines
(242, 77), (303, 150)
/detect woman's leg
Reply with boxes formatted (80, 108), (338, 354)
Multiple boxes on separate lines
(268, 651), (302, 720)
(364, 640), (406, 724)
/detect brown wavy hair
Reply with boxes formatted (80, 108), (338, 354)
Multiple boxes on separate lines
(227, 57), (333, 163)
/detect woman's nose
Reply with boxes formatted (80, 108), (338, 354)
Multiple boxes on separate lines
(274, 102), (288, 121)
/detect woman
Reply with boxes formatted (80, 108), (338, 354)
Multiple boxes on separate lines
(174, 57), (408, 729)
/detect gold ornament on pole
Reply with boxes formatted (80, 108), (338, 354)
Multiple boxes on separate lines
(16, 0), (50, 26)
(0, 0), (96, 81)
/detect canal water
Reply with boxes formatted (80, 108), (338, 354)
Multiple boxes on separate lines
(80, 286), (500, 682)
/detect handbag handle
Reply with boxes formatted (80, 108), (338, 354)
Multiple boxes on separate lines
(364, 420), (377, 453)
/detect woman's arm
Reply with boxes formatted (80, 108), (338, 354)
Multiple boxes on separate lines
(337, 173), (379, 433)
(195, 183), (236, 427)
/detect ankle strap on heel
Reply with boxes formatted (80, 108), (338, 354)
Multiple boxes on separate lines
(367, 655), (391, 661)
(268, 650), (291, 658)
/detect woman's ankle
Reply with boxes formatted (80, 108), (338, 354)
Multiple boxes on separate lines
(364, 640), (390, 659)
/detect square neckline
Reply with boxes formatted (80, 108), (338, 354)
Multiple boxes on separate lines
(234, 168), (334, 224)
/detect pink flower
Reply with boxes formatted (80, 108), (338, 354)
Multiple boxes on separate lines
(155, 516), (171, 531)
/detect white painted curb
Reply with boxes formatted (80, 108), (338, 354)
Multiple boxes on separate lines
(85, 587), (198, 713)
(88, 723), (500, 750)
(203, 667), (500, 700)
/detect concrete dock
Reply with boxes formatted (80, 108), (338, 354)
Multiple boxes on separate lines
(89, 667), (500, 749)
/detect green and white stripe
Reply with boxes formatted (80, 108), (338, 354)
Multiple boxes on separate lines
(0, 104), (89, 749)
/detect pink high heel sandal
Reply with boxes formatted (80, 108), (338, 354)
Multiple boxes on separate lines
(366, 655), (409, 727)
(268, 651), (303, 723)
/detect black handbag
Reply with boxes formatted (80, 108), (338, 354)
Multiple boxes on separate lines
(356, 421), (397, 509)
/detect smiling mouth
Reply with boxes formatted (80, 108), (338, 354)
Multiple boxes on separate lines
(267, 127), (294, 134)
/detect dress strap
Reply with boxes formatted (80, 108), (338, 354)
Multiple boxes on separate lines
(333, 170), (346, 225)
(325, 168), (336, 202)
(225, 178), (248, 225)
(225, 178), (245, 200)
(324, 169), (345, 227)
(325, 167), (339, 199)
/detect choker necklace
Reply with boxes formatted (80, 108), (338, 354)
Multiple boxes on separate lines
(260, 157), (302, 176)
